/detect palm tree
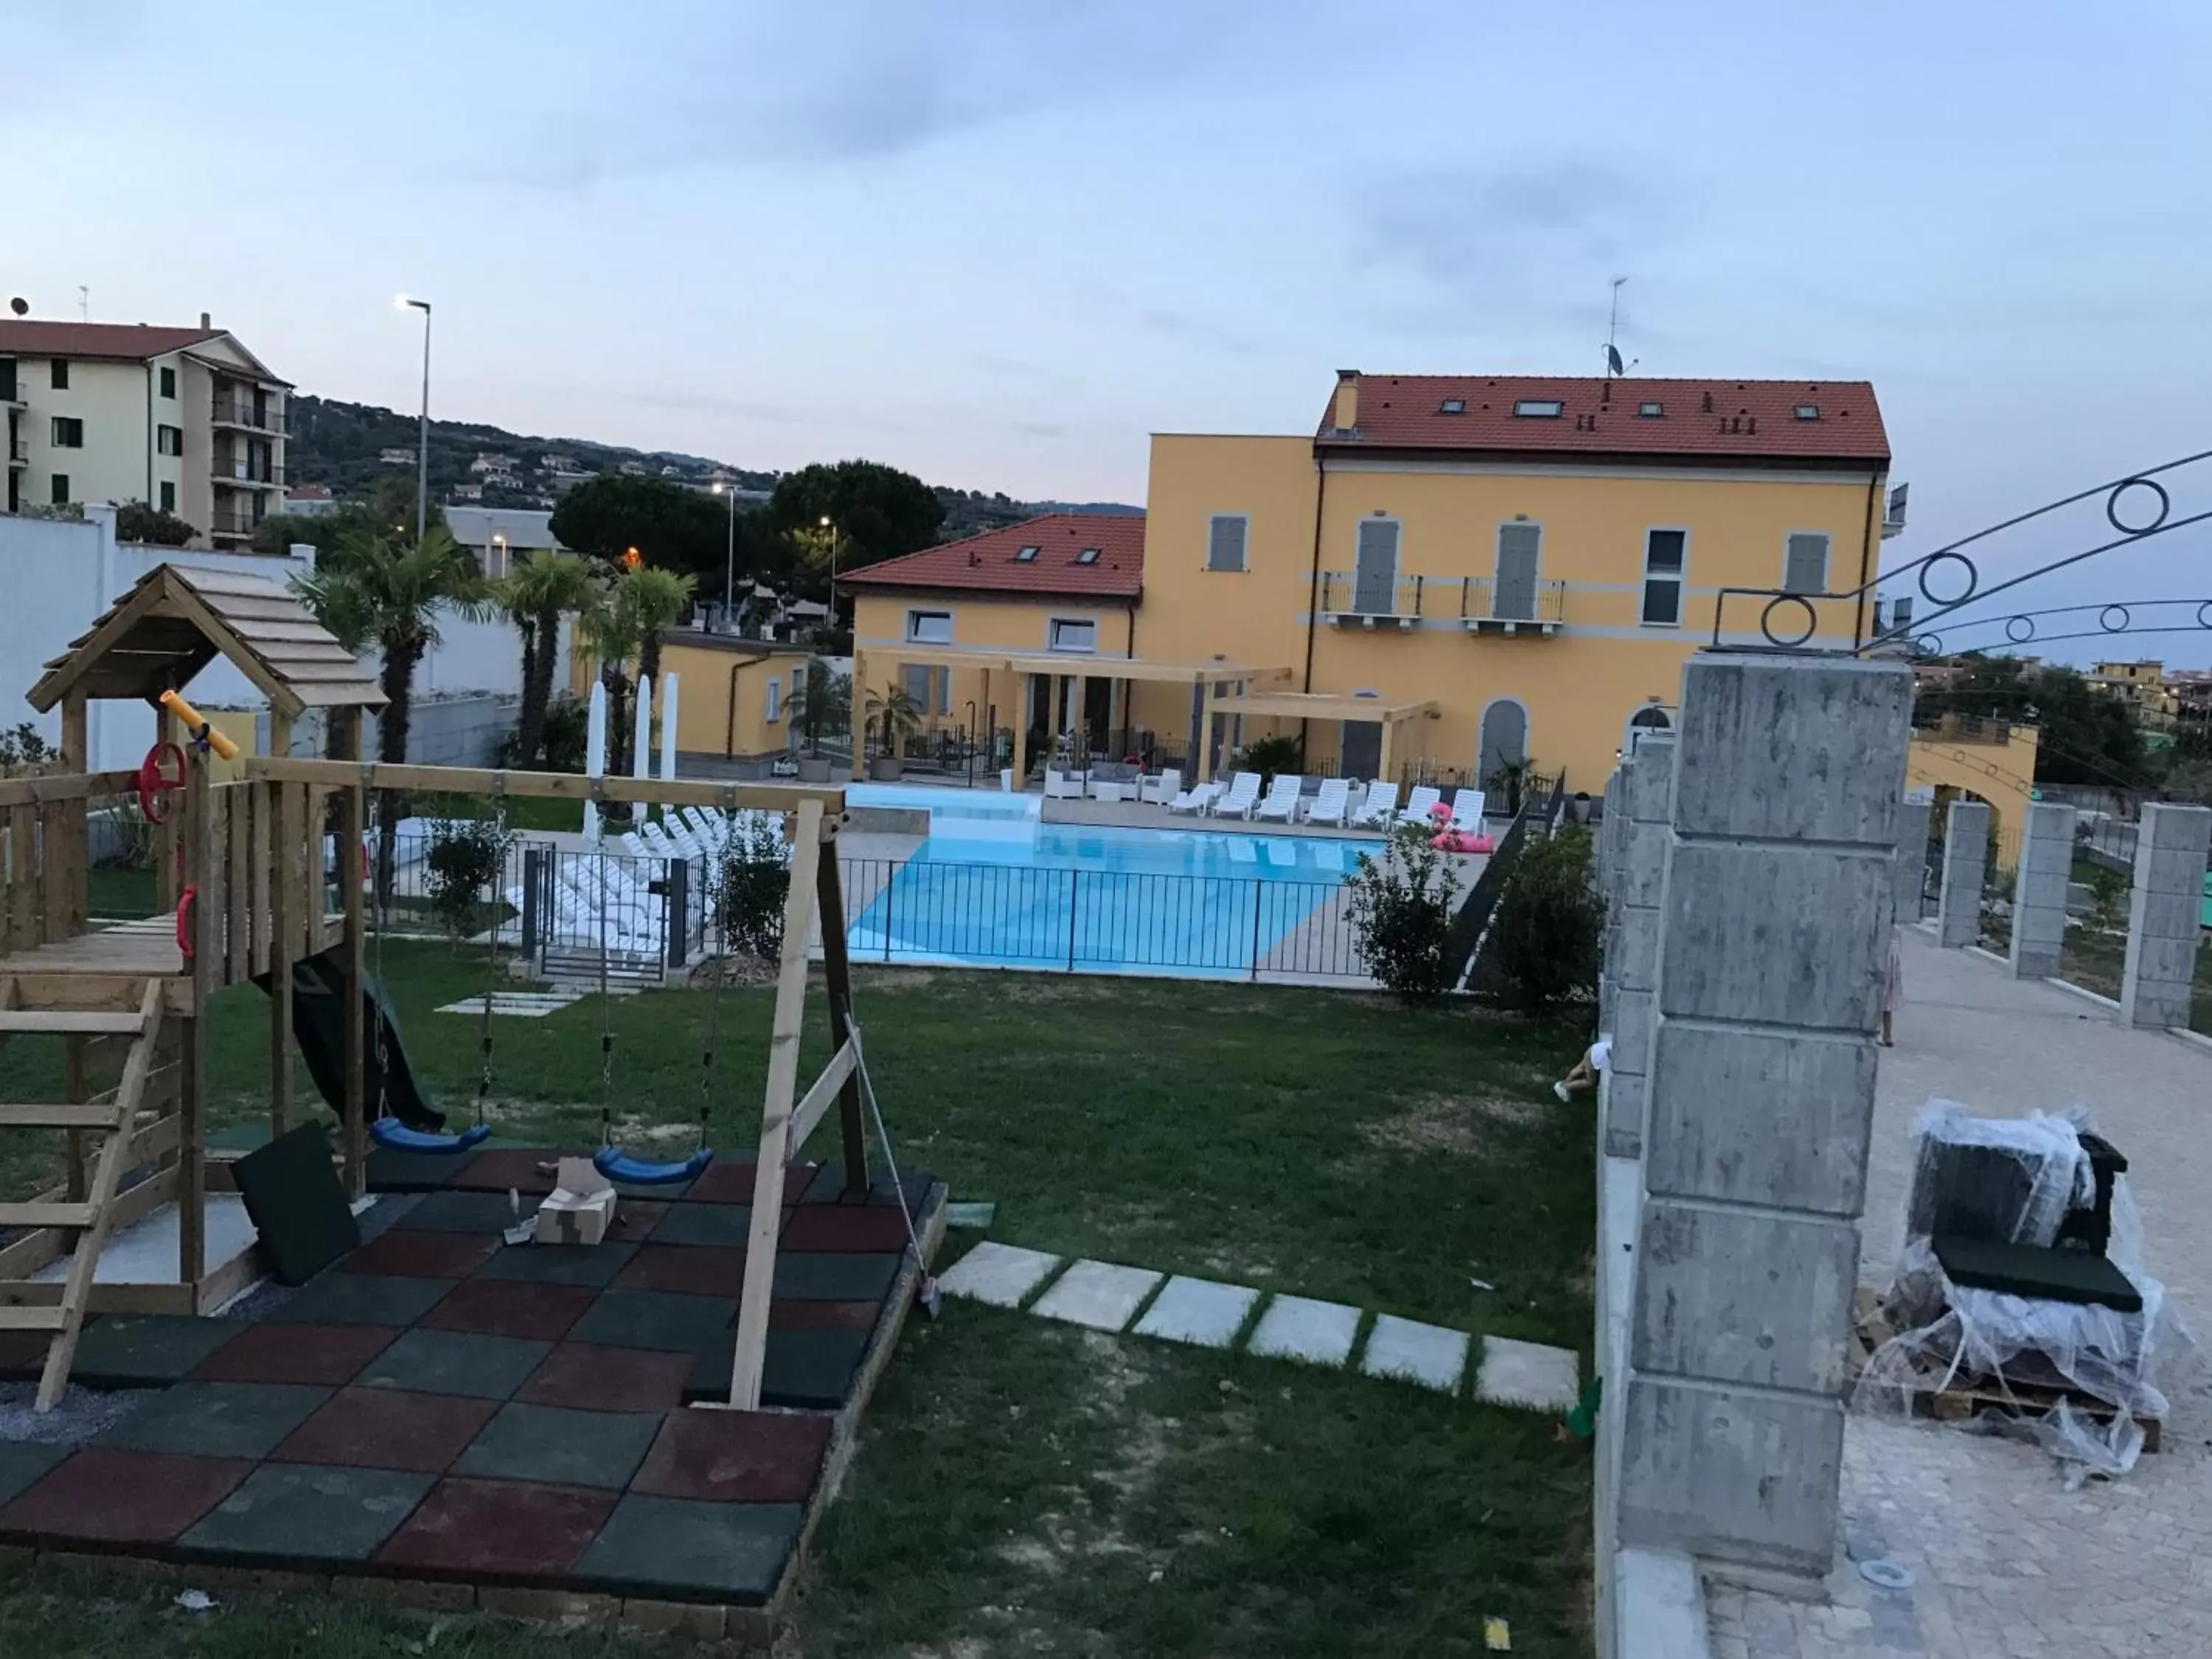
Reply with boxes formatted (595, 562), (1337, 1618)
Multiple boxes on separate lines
(784, 661), (850, 758)
(575, 564), (694, 783)
(863, 683), (925, 771)
(493, 551), (600, 765)
(294, 525), (489, 905)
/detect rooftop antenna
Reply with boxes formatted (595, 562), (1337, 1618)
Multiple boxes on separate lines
(1604, 276), (1628, 378)
(77, 286), (88, 321)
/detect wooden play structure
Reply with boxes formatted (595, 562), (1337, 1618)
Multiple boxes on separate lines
(0, 563), (865, 1413)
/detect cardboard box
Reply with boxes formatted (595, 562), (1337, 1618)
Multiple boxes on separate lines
(536, 1157), (619, 1246)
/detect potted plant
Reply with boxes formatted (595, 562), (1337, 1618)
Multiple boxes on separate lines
(784, 661), (849, 783)
(864, 684), (923, 782)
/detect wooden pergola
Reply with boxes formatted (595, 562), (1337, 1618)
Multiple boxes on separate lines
(1215, 692), (1441, 783)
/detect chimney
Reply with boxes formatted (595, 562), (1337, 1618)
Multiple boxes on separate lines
(200, 312), (212, 329)
(1332, 370), (1360, 433)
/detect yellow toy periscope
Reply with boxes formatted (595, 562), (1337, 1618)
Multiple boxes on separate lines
(157, 689), (241, 761)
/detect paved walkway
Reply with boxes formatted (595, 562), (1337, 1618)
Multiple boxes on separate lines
(1708, 928), (2212, 1659)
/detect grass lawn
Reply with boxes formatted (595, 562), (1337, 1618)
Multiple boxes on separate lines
(0, 949), (1597, 1657)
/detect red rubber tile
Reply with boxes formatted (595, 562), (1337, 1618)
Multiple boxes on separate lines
(448, 1150), (560, 1196)
(270, 1387), (498, 1474)
(630, 1410), (832, 1504)
(514, 1343), (695, 1413)
(375, 1476), (615, 1582)
(0, 1447), (251, 1545)
(338, 1230), (498, 1279)
(613, 1244), (749, 1298)
(780, 1205), (914, 1253)
(0, 1329), (52, 1377)
(770, 1298), (882, 1332)
(419, 1280), (597, 1343)
(605, 1200), (667, 1245)
(684, 1162), (814, 1206)
(192, 1322), (397, 1387)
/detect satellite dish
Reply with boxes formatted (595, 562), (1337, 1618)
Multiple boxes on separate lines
(1605, 344), (1626, 376)
(7, 298), (27, 317)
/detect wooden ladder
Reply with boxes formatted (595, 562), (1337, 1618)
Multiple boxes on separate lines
(0, 979), (167, 1411)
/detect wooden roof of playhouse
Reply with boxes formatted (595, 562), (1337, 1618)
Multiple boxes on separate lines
(27, 564), (386, 719)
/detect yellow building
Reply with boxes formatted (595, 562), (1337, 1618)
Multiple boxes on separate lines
(566, 628), (815, 765)
(845, 369), (1893, 792)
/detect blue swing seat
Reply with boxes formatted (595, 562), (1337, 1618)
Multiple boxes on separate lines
(593, 1145), (714, 1186)
(369, 1119), (493, 1155)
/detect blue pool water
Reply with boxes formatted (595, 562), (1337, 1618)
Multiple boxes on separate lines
(842, 786), (1373, 977)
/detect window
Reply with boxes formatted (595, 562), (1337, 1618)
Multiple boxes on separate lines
(1352, 518), (1399, 613)
(159, 481), (176, 513)
(1782, 532), (1830, 595)
(1512, 398), (1562, 417)
(905, 610), (952, 644)
(1439, 397), (1465, 414)
(1641, 529), (1686, 626)
(1638, 400), (1663, 417)
(1206, 514), (1248, 571)
(936, 667), (950, 715)
(51, 474), (70, 506)
(1014, 545), (1040, 563)
(1075, 546), (1101, 565)
(901, 664), (931, 713)
(49, 416), (83, 448)
(1048, 618), (1097, 653)
(765, 675), (782, 722)
(156, 424), (184, 456)
(1493, 522), (1541, 620)
(159, 366), (176, 399)
(1793, 404), (1820, 420)
(50, 360), (69, 390)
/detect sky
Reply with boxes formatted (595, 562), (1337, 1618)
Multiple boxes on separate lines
(8, 0), (2212, 664)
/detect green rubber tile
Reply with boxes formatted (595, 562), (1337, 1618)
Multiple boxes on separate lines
(69, 1315), (246, 1386)
(647, 1203), (754, 1249)
(684, 1329), (869, 1411)
(268, 1271), (456, 1327)
(0, 1441), (72, 1506)
(567, 1289), (737, 1354)
(178, 1463), (435, 1565)
(97, 1382), (332, 1461)
(772, 1252), (902, 1301)
(390, 1190), (535, 1236)
(355, 1329), (552, 1401)
(452, 1402), (663, 1491)
(474, 1242), (638, 1288)
(574, 1494), (803, 1604)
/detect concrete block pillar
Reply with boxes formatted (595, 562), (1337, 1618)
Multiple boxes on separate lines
(1601, 735), (1674, 1161)
(1892, 798), (1931, 925)
(2008, 801), (2076, 980)
(1936, 799), (1990, 948)
(1618, 651), (1911, 1580)
(2119, 803), (2212, 1029)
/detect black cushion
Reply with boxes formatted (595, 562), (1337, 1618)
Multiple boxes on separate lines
(1933, 1233), (2143, 1314)
(234, 1122), (362, 1287)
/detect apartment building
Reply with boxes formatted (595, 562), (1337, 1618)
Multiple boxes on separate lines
(841, 369), (1891, 791)
(0, 316), (289, 548)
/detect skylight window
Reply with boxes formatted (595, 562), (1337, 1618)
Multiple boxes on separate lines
(1638, 401), (1663, 417)
(1794, 404), (1820, 420)
(1512, 399), (1564, 418)
(1075, 547), (1101, 565)
(1014, 545), (1039, 562)
(1439, 397), (1465, 414)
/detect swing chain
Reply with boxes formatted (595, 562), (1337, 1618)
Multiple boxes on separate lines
(476, 772), (507, 1127)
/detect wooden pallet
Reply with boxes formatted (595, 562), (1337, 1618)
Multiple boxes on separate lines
(1851, 1286), (2163, 1453)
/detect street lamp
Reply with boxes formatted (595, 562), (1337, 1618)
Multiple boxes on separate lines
(820, 514), (835, 627)
(490, 531), (508, 580)
(712, 481), (738, 633)
(394, 295), (431, 545)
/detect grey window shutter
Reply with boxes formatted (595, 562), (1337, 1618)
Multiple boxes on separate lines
(1208, 516), (1247, 571)
(1784, 533), (1829, 594)
(1495, 524), (1541, 618)
(1352, 520), (1399, 611)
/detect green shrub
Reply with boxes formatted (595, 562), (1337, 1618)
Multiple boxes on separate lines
(1344, 821), (1462, 1002)
(1237, 733), (1303, 786)
(1484, 827), (1601, 1013)
(424, 813), (514, 942)
(712, 813), (790, 961)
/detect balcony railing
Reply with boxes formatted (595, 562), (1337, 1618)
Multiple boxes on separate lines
(213, 459), (285, 487)
(1318, 571), (1567, 634)
(1318, 571), (1433, 625)
(208, 510), (262, 536)
(6, 436), (26, 465)
(210, 399), (285, 434)
(1461, 576), (1566, 633)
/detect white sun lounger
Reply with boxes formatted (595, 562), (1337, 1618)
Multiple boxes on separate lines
(1397, 785), (1443, 828)
(1352, 780), (1399, 829)
(1253, 773), (1306, 823)
(1446, 790), (1486, 832)
(1167, 779), (1221, 815)
(1307, 777), (1353, 827)
(1213, 771), (1262, 818)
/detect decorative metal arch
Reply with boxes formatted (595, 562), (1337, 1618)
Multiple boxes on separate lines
(1905, 597), (2212, 658)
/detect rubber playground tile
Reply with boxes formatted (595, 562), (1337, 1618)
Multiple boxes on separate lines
(0, 1329), (50, 1379)
(804, 1161), (934, 1210)
(268, 1270), (456, 1328)
(604, 1199), (668, 1245)
(355, 1329), (552, 1401)
(632, 1408), (832, 1505)
(0, 1441), (72, 1507)
(97, 1381), (331, 1460)
(773, 1251), (902, 1302)
(473, 1240), (638, 1288)
(647, 1203), (755, 1249)
(453, 1402), (663, 1491)
(515, 1343), (697, 1413)
(389, 1189), (534, 1236)
(613, 1244), (750, 1298)
(192, 1322), (397, 1388)
(338, 1228), (498, 1279)
(781, 1203), (914, 1253)
(271, 1387), (498, 1474)
(684, 1161), (814, 1206)
(682, 1327), (869, 1411)
(574, 1494), (803, 1604)
(375, 1476), (616, 1582)
(68, 1314), (246, 1387)
(606, 1172), (693, 1203)
(567, 1288), (738, 1354)
(447, 1148), (560, 1195)
(420, 1279), (599, 1343)
(365, 1144), (479, 1193)
(0, 1448), (252, 1546)
(178, 1463), (436, 1565)
(771, 1298), (883, 1332)
(234, 1122), (361, 1287)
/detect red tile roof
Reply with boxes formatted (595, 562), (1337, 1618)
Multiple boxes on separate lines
(838, 514), (1144, 599)
(1317, 374), (1888, 465)
(0, 320), (224, 363)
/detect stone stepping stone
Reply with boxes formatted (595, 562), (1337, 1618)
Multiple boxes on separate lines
(1475, 1336), (1580, 1411)
(937, 1242), (1062, 1309)
(1247, 1295), (1360, 1367)
(1030, 1260), (1161, 1332)
(1360, 1315), (1470, 1393)
(1133, 1276), (1257, 1349)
